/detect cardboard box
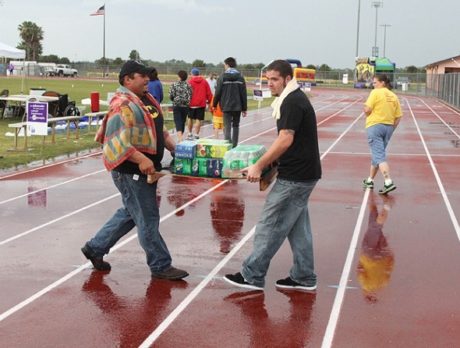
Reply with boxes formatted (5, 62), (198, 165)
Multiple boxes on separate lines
(191, 158), (223, 178)
(196, 139), (232, 159)
(175, 140), (197, 159)
(206, 159), (224, 178)
(191, 158), (208, 177)
(174, 158), (193, 175)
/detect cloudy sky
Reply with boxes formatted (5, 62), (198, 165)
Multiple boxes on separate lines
(1, 0), (459, 68)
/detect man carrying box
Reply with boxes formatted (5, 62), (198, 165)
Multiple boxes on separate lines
(224, 60), (322, 291)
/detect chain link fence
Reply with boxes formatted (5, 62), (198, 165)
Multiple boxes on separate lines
(425, 73), (460, 110)
(10, 61), (458, 110)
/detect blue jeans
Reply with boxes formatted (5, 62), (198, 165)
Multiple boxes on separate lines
(367, 124), (394, 166)
(87, 171), (172, 273)
(242, 178), (318, 288)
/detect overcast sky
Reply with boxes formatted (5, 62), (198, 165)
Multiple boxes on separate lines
(1, 0), (459, 68)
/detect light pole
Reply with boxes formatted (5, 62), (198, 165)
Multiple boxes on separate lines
(380, 24), (391, 57)
(372, 1), (383, 57)
(355, 0), (361, 59)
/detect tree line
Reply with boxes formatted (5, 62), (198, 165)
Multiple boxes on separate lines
(16, 21), (425, 73)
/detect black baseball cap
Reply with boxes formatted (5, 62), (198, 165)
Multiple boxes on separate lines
(119, 60), (150, 80)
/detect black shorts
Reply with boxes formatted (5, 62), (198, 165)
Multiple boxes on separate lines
(173, 106), (189, 132)
(188, 107), (205, 121)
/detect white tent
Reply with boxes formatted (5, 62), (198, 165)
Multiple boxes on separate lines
(0, 41), (25, 59)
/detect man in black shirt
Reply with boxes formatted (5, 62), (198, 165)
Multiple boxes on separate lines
(224, 60), (321, 291)
(81, 60), (187, 280)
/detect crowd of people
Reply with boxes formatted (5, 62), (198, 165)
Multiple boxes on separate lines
(142, 57), (248, 145)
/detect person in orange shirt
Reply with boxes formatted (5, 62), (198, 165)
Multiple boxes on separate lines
(210, 95), (223, 139)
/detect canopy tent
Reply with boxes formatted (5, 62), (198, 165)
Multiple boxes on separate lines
(0, 41), (25, 59)
(0, 41), (27, 93)
(375, 57), (395, 71)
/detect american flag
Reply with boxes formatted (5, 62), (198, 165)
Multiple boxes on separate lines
(90, 5), (105, 16)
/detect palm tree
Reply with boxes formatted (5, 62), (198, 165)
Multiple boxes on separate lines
(17, 21), (44, 61)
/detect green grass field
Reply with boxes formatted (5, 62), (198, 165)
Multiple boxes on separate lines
(0, 76), (273, 170)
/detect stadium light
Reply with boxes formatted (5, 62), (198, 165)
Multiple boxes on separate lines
(380, 24), (391, 57)
(372, 1), (383, 57)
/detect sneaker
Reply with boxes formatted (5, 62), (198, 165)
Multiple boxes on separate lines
(194, 135), (200, 140)
(186, 134), (193, 140)
(362, 178), (374, 189)
(275, 277), (317, 291)
(151, 266), (189, 280)
(379, 182), (396, 195)
(223, 272), (263, 291)
(81, 243), (111, 271)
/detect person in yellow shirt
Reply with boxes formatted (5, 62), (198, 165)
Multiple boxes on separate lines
(363, 74), (402, 194)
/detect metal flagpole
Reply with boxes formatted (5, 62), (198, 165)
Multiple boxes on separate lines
(103, 7), (106, 77)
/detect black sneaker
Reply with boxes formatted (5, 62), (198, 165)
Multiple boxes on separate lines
(81, 243), (111, 271)
(379, 182), (396, 195)
(363, 178), (374, 189)
(223, 272), (263, 291)
(275, 277), (317, 291)
(151, 266), (189, 280)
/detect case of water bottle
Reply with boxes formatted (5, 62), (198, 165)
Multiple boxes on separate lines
(222, 144), (267, 178)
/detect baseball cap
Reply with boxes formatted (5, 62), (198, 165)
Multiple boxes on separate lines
(191, 68), (200, 76)
(119, 60), (150, 80)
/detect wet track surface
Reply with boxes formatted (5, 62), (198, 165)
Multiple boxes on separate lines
(0, 89), (459, 347)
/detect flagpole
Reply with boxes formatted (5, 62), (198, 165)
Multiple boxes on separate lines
(103, 6), (105, 63)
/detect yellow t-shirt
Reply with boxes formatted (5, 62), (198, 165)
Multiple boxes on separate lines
(364, 88), (402, 128)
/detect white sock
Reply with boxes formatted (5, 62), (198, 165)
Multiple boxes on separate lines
(384, 178), (393, 186)
(367, 177), (373, 183)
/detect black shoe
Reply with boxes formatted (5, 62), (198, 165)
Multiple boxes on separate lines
(223, 272), (263, 291)
(81, 243), (111, 271)
(151, 266), (189, 280)
(275, 277), (316, 291)
(363, 178), (374, 189)
(379, 182), (396, 195)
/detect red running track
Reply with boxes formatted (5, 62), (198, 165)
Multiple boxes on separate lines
(0, 88), (459, 347)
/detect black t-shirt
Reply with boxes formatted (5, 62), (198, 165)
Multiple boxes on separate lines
(276, 89), (322, 181)
(114, 95), (165, 174)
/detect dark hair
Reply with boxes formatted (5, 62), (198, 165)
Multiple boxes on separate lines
(266, 59), (293, 79)
(177, 70), (188, 81)
(119, 72), (135, 86)
(224, 57), (237, 68)
(148, 68), (159, 81)
(375, 74), (393, 90)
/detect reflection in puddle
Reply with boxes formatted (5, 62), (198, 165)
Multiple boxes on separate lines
(81, 271), (188, 346)
(210, 181), (245, 253)
(357, 193), (395, 303)
(224, 289), (316, 346)
(27, 186), (47, 208)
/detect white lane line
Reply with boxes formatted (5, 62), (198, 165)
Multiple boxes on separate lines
(418, 98), (460, 139)
(326, 151), (460, 157)
(0, 96), (364, 326)
(0, 193), (120, 246)
(406, 99), (460, 241)
(138, 110), (367, 347)
(138, 226), (257, 348)
(0, 98), (340, 203)
(0, 180), (229, 323)
(2, 112), (305, 318)
(0, 151), (102, 180)
(0, 98), (356, 246)
(321, 190), (370, 348)
(435, 100), (460, 117)
(0, 169), (106, 205)
(320, 112), (365, 159)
